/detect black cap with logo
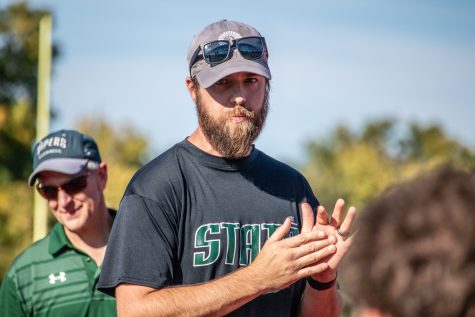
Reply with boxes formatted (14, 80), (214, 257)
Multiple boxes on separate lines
(28, 129), (101, 186)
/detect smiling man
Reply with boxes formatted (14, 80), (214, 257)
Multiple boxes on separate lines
(98, 20), (356, 316)
(0, 129), (116, 317)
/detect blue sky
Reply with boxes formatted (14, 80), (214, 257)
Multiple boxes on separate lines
(8, 0), (475, 163)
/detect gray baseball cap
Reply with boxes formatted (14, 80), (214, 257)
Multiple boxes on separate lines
(28, 129), (101, 186)
(187, 19), (271, 88)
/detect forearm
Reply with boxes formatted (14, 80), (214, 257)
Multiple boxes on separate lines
(117, 266), (265, 317)
(298, 281), (342, 317)
(116, 218), (337, 316)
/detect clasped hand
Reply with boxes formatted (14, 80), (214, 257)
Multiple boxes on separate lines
(248, 199), (356, 292)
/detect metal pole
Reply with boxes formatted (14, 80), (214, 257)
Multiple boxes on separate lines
(33, 15), (52, 241)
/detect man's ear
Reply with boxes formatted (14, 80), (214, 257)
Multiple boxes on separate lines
(97, 162), (108, 191)
(186, 77), (197, 102)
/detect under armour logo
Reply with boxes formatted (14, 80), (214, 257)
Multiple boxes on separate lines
(48, 272), (67, 284)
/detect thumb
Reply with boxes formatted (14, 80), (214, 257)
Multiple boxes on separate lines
(300, 202), (315, 234)
(268, 217), (291, 242)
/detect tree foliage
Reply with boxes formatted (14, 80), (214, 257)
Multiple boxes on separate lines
(0, 1), (59, 183)
(0, 181), (33, 280)
(303, 122), (475, 317)
(0, 0), (59, 281)
(75, 117), (149, 208)
(0, 2), (151, 281)
(0, 115), (150, 281)
(300, 119), (475, 211)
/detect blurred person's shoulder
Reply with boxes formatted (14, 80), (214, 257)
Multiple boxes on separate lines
(4, 225), (60, 279)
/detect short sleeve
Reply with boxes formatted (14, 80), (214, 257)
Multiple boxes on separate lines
(0, 274), (27, 317)
(304, 176), (319, 209)
(97, 194), (179, 296)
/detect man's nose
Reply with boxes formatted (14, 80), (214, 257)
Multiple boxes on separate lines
(57, 188), (73, 208)
(233, 95), (247, 106)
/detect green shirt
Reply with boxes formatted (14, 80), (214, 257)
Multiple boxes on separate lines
(0, 222), (116, 317)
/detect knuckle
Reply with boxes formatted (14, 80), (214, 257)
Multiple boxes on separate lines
(306, 243), (315, 254)
(316, 249), (328, 260)
(284, 252), (293, 262)
(303, 253), (317, 265)
(313, 241), (326, 252)
(315, 264), (326, 273)
(304, 268), (315, 277)
(288, 262), (298, 272)
(297, 234), (307, 245)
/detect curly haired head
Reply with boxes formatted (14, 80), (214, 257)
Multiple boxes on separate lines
(342, 166), (475, 317)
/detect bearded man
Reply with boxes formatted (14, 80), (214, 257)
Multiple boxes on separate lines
(98, 20), (356, 317)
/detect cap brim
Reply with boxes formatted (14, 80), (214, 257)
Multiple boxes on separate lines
(194, 54), (271, 88)
(28, 158), (88, 186)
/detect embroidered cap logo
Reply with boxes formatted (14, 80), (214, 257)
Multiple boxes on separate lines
(218, 31), (242, 41)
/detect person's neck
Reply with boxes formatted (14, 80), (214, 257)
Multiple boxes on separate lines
(64, 203), (113, 266)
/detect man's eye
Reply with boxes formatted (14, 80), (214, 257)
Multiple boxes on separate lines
(215, 79), (228, 85)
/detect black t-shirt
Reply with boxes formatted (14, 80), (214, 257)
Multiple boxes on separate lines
(98, 139), (318, 316)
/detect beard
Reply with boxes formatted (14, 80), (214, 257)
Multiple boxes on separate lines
(195, 88), (269, 159)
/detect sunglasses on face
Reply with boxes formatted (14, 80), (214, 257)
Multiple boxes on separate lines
(189, 36), (267, 73)
(36, 173), (90, 200)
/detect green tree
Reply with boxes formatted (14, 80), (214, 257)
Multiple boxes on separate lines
(0, 3), (151, 282)
(0, 1), (59, 182)
(0, 1), (59, 281)
(300, 119), (475, 210)
(400, 123), (475, 165)
(304, 120), (475, 317)
(75, 117), (150, 209)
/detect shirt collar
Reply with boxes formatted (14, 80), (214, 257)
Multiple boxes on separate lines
(48, 222), (72, 256)
(48, 208), (117, 256)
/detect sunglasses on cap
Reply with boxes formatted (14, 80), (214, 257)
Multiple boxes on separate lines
(189, 36), (267, 73)
(35, 172), (93, 200)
